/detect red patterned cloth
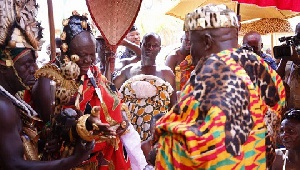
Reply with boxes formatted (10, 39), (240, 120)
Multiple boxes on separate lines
(174, 55), (194, 91)
(75, 65), (131, 170)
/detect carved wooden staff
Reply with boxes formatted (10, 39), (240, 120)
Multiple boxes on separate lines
(47, 0), (56, 61)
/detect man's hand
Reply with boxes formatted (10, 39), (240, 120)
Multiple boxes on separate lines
(88, 106), (116, 137)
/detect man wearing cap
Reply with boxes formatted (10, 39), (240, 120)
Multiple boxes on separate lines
(155, 4), (285, 169)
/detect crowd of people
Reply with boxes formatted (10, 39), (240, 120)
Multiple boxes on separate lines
(0, 0), (299, 170)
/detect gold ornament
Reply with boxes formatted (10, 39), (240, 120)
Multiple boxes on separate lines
(63, 55), (70, 63)
(6, 59), (13, 66)
(61, 43), (68, 53)
(81, 21), (87, 29)
(60, 32), (66, 41)
(70, 54), (79, 62)
(62, 19), (69, 26)
(76, 114), (94, 142)
(8, 40), (16, 48)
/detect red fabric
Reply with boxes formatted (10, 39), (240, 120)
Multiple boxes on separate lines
(234, 0), (300, 12)
(76, 65), (130, 169)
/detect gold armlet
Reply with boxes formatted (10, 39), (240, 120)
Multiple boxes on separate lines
(76, 115), (94, 142)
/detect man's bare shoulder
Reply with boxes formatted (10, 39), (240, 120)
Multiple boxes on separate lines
(165, 49), (180, 60)
(158, 64), (175, 75)
(115, 62), (138, 79)
(0, 95), (18, 127)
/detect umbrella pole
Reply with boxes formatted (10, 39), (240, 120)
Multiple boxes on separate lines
(237, 3), (241, 21)
(47, 0), (56, 61)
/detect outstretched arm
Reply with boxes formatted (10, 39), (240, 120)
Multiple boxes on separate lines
(120, 39), (141, 57)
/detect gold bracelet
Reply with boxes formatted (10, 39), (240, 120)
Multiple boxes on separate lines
(76, 114), (94, 142)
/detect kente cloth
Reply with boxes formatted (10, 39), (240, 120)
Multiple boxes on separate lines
(155, 48), (285, 170)
(174, 54), (195, 91)
(119, 74), (173, 141)
(76, 65), (131, 170)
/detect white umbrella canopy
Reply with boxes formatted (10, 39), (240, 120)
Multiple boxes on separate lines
(166, 0), (299, 21)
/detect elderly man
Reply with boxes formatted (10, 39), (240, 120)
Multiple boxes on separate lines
(155, 4), (285, 170)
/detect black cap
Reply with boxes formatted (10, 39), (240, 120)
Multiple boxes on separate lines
(130, 24), (138, 32)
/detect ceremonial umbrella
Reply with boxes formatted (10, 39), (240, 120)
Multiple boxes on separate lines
(166, 0), (299, 22)
(86, 0), (142, 52)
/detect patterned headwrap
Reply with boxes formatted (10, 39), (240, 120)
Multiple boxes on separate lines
(0, 0), (43, 66)
(60, 11), (92, 61)
(184, 4), (239, 31)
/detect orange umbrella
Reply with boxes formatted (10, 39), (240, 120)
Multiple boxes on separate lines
(166, 0), (299, 21)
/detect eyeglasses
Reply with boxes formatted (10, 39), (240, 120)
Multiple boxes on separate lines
(143, 43), (160, 49)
